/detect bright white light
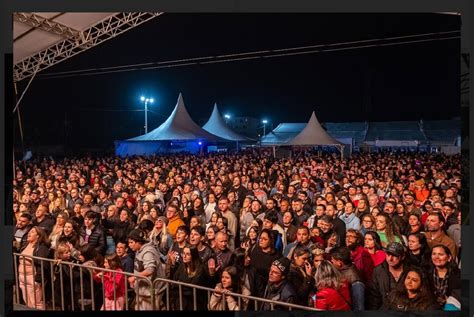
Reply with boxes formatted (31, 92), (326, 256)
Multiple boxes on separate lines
(198, 141), (202, 145)
(140, 96), (145, 101)
(262, 120), (268, 124)
(224, 114), (231, 119)
(149, 98), (154, 103)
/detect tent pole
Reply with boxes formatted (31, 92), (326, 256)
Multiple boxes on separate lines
(14, 81), (26, 170)
(13, 64), (40, 114)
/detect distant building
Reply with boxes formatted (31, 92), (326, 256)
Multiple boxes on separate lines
(227, 116), (260, 138)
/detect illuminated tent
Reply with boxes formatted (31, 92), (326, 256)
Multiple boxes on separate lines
(115, 94), (224, 156)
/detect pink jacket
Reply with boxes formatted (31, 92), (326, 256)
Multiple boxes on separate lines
(94, 269), (125, 299)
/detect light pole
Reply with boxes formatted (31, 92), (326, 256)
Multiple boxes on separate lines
(262, 119), (268, 136)
(140, 96), (154, 134)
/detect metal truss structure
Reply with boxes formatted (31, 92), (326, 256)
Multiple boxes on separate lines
(14, 12), (163, 82)
(14, 12), (83, 41)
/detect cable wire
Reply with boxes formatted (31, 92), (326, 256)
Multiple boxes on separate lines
(37, 30), (460, 80)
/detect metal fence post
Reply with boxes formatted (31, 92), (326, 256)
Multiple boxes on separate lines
(90, 269), (95, 310)
(69, 265), (75, 310)
(13, 254), (20, 306)
(79, 268), (84, 311)
(178, 284), (183, 311)
(59, 264), (64, 310)
(40, 260), (45, 310)
(50, 261), (55, 310)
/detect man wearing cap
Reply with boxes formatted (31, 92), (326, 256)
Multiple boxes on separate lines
(367, 242), (409, 310)
(29, 189), (42, 212)
(261, 257), (297, 310)
(403, 192), (421, 215)
(128, 228), (164, 310)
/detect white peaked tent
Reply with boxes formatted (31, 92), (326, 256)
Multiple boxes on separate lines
(203, 103), (252, 141)
(128, 93), (221, 141)
(288, 111), (345, 158)
(115, 93), (223, 156)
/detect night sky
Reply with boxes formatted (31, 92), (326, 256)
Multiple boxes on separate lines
(15, 13), (461, 151)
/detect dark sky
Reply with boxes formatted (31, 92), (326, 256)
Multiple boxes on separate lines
(15, 13), (461, 150)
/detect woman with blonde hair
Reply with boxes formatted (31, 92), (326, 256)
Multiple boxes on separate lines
(149, 216), (173, 265)
(49, 211), (69, 251)
(313, 260), (351, 311)
(47, 192), (57, 213)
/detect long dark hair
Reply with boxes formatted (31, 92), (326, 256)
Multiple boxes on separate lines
(57, 220), (81, 249)
(221, 266), (242, 294)
(408, 233), (430, 256)
(258, 228), (276, 254)
(184, 246), (203, 277)
(388, 266), (436, 310)
(32, 226), (51, 248)
(377, 213), (402, 244)
(364, 231), (383, 251)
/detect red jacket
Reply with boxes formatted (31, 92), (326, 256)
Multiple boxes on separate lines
(94, 269), (126, 299)
(351, 246), (374, 283)
(314, 282), (351, 311)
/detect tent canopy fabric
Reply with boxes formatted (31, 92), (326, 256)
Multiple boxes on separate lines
(202, 103), (252, 141)
(14, 12), (117, 64)
(287, 111), (343, 146)
(260, 123), (306, 145)
(127, 93), (223, 142)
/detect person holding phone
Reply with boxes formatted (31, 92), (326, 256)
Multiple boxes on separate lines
(287, 246), (314, 306)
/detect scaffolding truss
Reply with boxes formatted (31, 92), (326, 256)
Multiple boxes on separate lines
(14, 12), (163, 82)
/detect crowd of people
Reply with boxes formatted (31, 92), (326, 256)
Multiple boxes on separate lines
(12, 150), (462, 311)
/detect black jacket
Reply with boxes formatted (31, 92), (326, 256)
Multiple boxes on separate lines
(33, 215), (55, 236)
(287, 264), (314, 306)
(80, 225), (106, 255)
(20, 242), (50, 283)
(101, 217), (134, 244)
(367, 261), (409, 310)
(171, 263), (207, 310)
(261, 280), (297, 310)
(249, 246), (282, 297)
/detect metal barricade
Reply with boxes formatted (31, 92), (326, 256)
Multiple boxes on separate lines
(13, 253), (320, 311)
(149, 276), (321, 311)
(12, 253), (150, 311)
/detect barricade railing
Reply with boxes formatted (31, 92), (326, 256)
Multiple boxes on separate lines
(13, 253), (152, 311)
(13, 253), (320, 311)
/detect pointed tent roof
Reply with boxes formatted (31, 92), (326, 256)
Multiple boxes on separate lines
(260, 123), (306, 145)
(127, 93), (222, 142)
(202, 103), (252, 141)
(287, 111), (342, 146)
